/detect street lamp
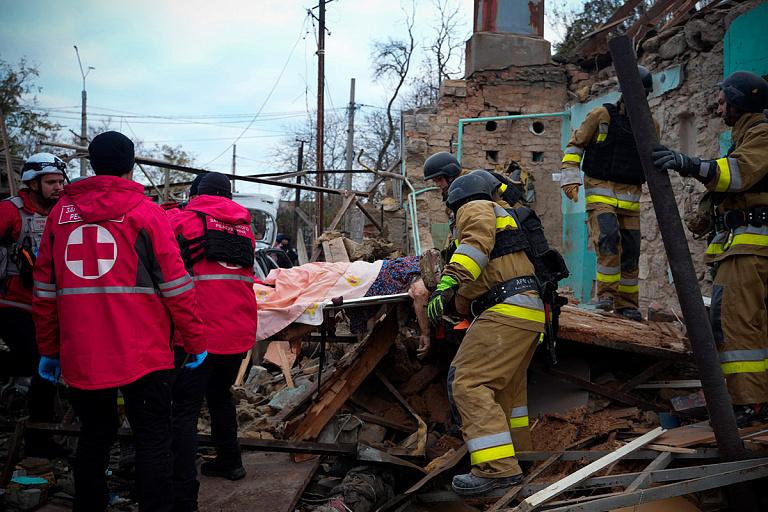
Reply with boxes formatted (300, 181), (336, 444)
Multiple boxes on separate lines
(74, 46), (94, 177)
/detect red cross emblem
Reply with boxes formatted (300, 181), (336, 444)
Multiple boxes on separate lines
(65, 224), (117, 279)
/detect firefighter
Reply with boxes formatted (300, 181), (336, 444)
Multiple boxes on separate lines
(561, 65), (659, 321)
(653, 71), (768, 427)
(423, 151), (466, 197)
(32, 131), (208, 511)
(427, 173), (545, 496)
(170, 172), (258, 510)
(0, 153), (69, 458)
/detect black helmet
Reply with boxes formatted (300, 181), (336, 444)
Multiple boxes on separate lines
(718, 71), (768, 113)
(618, 65), (653, 94)
(446, 173), (493, 212)
(470, 169), (501, 191)
(423, 152), (462, 180)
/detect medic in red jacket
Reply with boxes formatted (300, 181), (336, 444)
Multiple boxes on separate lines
(32, 175), (207, 390)
(171, 194), (257, 352)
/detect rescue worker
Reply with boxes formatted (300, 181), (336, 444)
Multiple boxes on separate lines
(561, 65), (659, 321)
(653, 71), (768, 427)
(423, 151), (466, 197)
(275, 233), (299, 265)
(0, 153), (69, 458)
(427, 173), (545, 496)
(170, 172), (258, 510)
(32, 131), (208, 511)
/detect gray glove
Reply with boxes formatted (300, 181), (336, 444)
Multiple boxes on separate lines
(652, 144), (716, 184)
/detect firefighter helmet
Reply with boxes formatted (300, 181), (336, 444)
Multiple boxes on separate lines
(446, 173), (493, 212)
(718, 71), (768, 113)
(423, 152), (462, 181)
(617, 65), (654, 94)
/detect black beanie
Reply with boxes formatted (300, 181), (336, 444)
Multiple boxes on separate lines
(88, 131), (135, 176)
(198, 172), (232, 199)
(189, 173), (205, 196)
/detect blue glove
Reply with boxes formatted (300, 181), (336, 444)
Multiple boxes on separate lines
(185, 350), (208, 370)
(428, 275), (459, 327)
(39, 356), (61, 384)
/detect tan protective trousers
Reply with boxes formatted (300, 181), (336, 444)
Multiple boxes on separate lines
(449, 314), (540, 478)
(711, 254), (768, 405)
(588, 203), (641, 310)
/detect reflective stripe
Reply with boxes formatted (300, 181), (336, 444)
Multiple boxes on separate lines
(57, 286), (158, 296)
(706, 225), (768, 255)
(509, 406), (529, 428)
(450, 254), (482, 279)
(465, 432), (513, 452)
(193, 274), (255, 283)
(33, 281), (56, 291)
(470, 444), (517, 465)
(719, 348), (768, 363)
(714, 158), (740, 193)
(618, 283), (639, 293)
(596, 133), (607, 142)
(454, 244), (488, 271)
(0, 299), (32, 311)
(33, 289), (57, 299)
(597, 272), (621, 283)
(562, 154), (582, 163)
(585, 187), (640, 211)
(565, 147), (584, 157)
(620, 276), (639, 286)
(596, 264), (620, 276)
(494, 206), (512, 217)
(488, 294), (546, 324)
(160, 281), (195, 297)
(158, 274), (193, 290)
(496, 216), (518, 229)
(499, 183), (508, 193)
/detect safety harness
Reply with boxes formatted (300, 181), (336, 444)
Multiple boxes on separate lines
(470, 206), (569, 364)
(177, 211), (255, 272)
(0, 196), (45, 291)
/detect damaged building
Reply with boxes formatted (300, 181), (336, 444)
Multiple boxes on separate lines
(3, 0), (768, 511)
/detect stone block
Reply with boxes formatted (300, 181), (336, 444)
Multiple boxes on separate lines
(658, 33), (687, 61)
(465, 33), (552, 77)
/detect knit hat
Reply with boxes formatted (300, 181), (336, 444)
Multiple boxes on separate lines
(88, 131), (135, 176)
(197, 172), (232, 199)
(189, 173), (205, 196)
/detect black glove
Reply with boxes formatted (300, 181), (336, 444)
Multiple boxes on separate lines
(652, 144), (717, 184)
(652, 145), (693, 176)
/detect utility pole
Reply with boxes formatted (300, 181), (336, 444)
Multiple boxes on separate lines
(232, 144), (237, 193)
(74, 46), (94, 177)
(343, 78), (356, 234)
(315, 0), (326, 238)
(293, 140), (306, 243)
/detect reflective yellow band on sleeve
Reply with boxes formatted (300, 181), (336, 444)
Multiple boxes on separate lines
(618, 283), (639, 294)
(487, 303), (546, 323)
(714, 158), (732, 193)
(721, 359), (768, 375)
(596, 133), (607, 142)
(585, 195), (640, 211)
(500, 183), (508, 193)
(450, 253), (482, 279)
(597, 271), (621, 283)
(562, 154), (582, 163)
(509, 416), (529, 429)
(469, 443), (517, 465)
(496, 217), (518, 230)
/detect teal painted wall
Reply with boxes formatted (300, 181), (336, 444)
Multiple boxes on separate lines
(723, 2), (768, 77)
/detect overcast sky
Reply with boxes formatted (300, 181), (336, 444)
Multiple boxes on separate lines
(0, 0), (565, 195)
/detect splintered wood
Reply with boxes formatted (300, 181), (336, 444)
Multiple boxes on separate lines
(557, 305), (690, 359)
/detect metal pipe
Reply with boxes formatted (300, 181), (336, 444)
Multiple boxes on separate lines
(323, 292), (410, 309)
(455, 111), (570, 162)
(609, 35), (759, 511)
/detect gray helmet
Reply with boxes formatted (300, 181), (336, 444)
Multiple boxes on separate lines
(470, 169), (501, 191)
(718, 71), (768, 113)
(446, 173), (493, 212)
(423, 152), (462, 181)
(617, 65), (653, 94)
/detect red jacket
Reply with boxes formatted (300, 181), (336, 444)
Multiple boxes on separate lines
(0, 190), (48, 311)
(171, 195), (257, 354)
(32, 176), (207, 390)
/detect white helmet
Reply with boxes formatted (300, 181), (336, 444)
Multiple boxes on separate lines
(21, 153), (67, 183)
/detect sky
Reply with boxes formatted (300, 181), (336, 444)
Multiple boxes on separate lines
(0, 0), (566, 197)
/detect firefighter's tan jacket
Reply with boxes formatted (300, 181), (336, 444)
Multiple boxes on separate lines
(561, 101), (659, 216)
(443, 200), (545, 333)
(705, 112), (768, 262)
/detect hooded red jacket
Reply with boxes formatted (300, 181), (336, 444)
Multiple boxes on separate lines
(32, 176), (207, 390)
(0, 190), (48, 311)
(171, 195), (257, 354)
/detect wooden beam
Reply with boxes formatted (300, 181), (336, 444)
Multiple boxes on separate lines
(511, 427), (664, 512)
(290, 307), (398, 442)
(571, 0), (643, 57)
(617, 359), (674, 393)
(0, 421), (24, 488)
(625, 0), (682, 43)
(326, 193), (357, 232)
(356, 200), (384, 233)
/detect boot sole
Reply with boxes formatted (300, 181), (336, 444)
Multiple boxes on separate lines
(452, 476), (522, 496)
(201, 466), (246, 481)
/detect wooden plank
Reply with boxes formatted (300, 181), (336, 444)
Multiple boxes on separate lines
(326, 193), (357, 232)
(355, 412), (416, 434)
(325, 237), (350, 263)
(375, 369), (427, 458)
(617, 359), (674, 393)
(0, 420), (24, 488)
(264, 341), (296, 389)
(511, 427), (664, 512)
(233, 348), (253, 387)
(356, 199), (384, 233)
(625, 451), (673, 492)
(290, 307), (398, 442)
